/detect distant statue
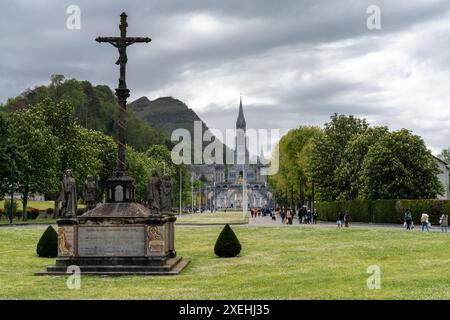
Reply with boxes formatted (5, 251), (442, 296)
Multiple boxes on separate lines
(83, 175), (97, 211)
(147, 169), (161, 213)
(161, 175), (172, 213)
(60, 169), (77, 218)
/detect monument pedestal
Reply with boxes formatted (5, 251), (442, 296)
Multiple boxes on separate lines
(36, 203), (189, 276)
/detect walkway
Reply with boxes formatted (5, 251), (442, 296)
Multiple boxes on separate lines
(248, 215), (445, 232)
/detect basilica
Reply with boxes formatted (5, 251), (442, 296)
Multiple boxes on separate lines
(192, 98), (272, 209)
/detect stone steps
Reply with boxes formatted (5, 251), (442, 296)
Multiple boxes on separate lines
(36, 257), (189, 276)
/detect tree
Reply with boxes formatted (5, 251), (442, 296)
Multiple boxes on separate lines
(335, 127), (389, 200)
(269, 126), (322, 208)
(310, 114), (368, 201)
(438, 148), (450, 164)
(358, 129), (443, 199)
(8, 109), (59, 219)
(0, 113), (11, 198)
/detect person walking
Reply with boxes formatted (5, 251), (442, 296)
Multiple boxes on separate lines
(337, 212), (344, 228)
(404, 209), (413, 230)
(440, 212), (448, 233)
(344, 212), (350, 228)
(421, 212), (430, 232)
(280, 208), (286, 225)
(287, 209), (293, 225)
(312, 210), (318, 224)
(298, 207), (303, 224)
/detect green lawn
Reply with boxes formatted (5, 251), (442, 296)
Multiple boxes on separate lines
(176, 211), (248, 225)
(0, 226), (448, 299)
(0, 218), (56, 225)
(0, 200), (55, 211)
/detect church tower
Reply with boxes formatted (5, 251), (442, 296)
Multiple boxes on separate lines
(235, 97), (249, 164)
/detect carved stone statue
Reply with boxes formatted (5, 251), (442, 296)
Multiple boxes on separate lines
(60, 169), (77, 218)
(147, 169), (161, 213)
(161, 175), (172, 213)
(83, 175), (97, 211)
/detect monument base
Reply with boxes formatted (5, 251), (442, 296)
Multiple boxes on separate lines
(36, 203), (189, 276)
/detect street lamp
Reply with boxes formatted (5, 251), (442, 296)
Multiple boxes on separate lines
(8, 151), (16, 224)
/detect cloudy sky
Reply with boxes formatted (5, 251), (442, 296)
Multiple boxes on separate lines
(1, 0), (450, 155)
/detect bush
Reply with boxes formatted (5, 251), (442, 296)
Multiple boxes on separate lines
(36, 226), (58, 258)
(316, 199), (450, 224)
(27, 208), (40, 220)
(214, 224), (242, 258)
(46, 208), (54, 215)
(3, 199), (17, 216)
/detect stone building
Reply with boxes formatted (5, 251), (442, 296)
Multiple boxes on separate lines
(434, 155), (450, 200)
(191, 98), (271, 209)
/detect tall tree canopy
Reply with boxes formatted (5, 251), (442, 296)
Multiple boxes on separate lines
(310, 114), (368, 201)
(269, 126), (323, 208)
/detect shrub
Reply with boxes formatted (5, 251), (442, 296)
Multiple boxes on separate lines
(14, 209), (22, 219)
(3, 199), (17, 215)
(28, 208), (40, 220)
(214, 224), (242, 258)
(316, 199), (450, 224)
(36, 226), (58, 258)
(46, 208), (54, 215)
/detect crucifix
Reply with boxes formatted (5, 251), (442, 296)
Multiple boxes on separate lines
(96, 12), (151, 175)
(96, 12), (151, 203)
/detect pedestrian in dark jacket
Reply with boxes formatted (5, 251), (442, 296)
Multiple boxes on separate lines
(344, 212), (350, 228)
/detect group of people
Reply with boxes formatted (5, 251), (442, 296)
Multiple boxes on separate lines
(336, 212), (350, 228)
(404, 209), (448, 232)
(277, 207), (318, 225)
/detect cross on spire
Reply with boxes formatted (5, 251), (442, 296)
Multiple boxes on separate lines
(96, 12), (151, 175)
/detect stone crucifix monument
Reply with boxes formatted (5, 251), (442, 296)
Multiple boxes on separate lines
(37, 12), (188, 276)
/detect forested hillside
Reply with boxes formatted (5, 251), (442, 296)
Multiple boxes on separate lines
(3, 75), (170, 152)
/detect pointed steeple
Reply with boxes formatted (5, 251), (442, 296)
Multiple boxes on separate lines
(236, 96), (246, 131)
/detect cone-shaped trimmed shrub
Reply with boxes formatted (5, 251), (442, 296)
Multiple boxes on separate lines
(36, 226), (58, 258)
(214, 224), (242, 257)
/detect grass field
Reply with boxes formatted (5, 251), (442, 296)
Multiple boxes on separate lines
(176, 211), (248, 225)
(0, 225), (448, 299)
(0, 200), (55, 211)
(0, 218), (56, 226)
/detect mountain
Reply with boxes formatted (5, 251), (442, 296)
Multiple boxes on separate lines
(130, 96), (206, 137)
(3, 76), (171, 152)
(130, 96), (232, 161)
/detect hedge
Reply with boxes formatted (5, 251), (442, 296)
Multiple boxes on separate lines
(316, 199), (449, 224)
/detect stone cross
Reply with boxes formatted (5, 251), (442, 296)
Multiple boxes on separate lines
(96, 12), (151, 174)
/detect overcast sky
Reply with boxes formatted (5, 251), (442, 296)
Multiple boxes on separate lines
(1, 0), (450, 155)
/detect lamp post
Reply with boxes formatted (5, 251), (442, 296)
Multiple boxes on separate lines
(369, 165), (375, 223)
(179, 166), (182, 217)
(191, 173), (194, 213)
(8, 151), (16, 224)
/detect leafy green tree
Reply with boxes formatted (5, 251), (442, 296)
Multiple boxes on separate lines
(358, 129), (443, 199)
(0, 113), (11, 198)
(127, 146), (153, 202)
(8, 109), (59, 219)
(269, 126), (322, 208)
(335, 127), (389, 200)
(310, 114), (368, 201)
(438, 148), (450, 164)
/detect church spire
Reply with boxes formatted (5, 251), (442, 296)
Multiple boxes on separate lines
(236, 96), (246, 131)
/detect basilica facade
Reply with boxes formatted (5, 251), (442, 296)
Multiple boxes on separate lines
(192, 98), (272, 209)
